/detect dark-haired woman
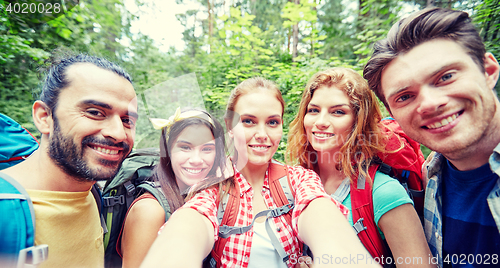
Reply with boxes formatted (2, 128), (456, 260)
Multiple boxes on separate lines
(119, 108), (226, 268)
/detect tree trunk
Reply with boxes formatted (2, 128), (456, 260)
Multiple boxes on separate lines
(207, 0), (213, 52)
(310, 4), (316, 57)
(292, 24), (298, 59)
(287, 31), (291, 53)
(310, 30), (314, 56)
(292, 0), (300, 60)
(359, 0), (367, 16)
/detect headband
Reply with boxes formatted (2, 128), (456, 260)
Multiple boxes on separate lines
(149, 107), (215, 131)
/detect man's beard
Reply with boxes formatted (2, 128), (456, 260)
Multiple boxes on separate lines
(48, 116), (130, 182)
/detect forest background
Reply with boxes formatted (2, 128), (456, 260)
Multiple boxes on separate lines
(1, 0), (499, 161)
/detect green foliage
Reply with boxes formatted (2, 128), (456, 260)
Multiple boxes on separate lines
(282, 0), (325, 58)
(0, 0), (50, 133)
(354, 0), (402, 67)
(421, 144), (432, 159)
(1, 0), (499, 163)
(0, 0), (144, 134)
(282, 1), (317, 28)
(473, 0), (500, 93)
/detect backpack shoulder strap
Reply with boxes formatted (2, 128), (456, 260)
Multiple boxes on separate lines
(208, 179), (240, 268)
(268, 161), (294, 235)
(269, 160), (293, 208)
(102, 148), (160, 265)
(91, 184), (108, 234)
(136, 181), (172, 221)
(350, 164), (386, 260)
(208, 162), (297, 267)
(268, 160), (299, 261)
(0, 172), (48, 268)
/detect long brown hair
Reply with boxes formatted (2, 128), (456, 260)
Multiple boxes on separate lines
(152, 109), (226, 211)
(287, 67), (386, 181)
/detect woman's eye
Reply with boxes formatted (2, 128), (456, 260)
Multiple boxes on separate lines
(307, 108), (319, 113)
(180, 145), (190, 150)
(202, 146), (214, 152)
(332, 110), (346, 115)
(268, 119), (281, 126)
(241, 118), (254, 125)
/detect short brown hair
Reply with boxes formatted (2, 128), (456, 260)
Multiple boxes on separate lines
(363, 7), (486, 110)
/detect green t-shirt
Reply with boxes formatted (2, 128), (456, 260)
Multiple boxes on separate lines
(337, 171), (413, 239)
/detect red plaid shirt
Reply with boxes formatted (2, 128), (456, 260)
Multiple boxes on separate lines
(182, 164), (349, 268)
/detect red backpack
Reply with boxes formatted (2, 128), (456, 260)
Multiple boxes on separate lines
(204, 160), (298, 268)
(204, 119), (424, 266)
(350, 118), (425, 262)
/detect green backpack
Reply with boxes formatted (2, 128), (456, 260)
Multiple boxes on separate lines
(102, 148), (172, 268)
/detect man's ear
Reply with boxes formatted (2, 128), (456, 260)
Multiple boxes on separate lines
(484, 52), (500, 91)
(33, 101), (53, 135)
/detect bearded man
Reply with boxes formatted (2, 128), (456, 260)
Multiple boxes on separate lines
(1, 54), (138, 268)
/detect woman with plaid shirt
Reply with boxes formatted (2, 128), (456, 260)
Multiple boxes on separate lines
(141, 78), (380, 268)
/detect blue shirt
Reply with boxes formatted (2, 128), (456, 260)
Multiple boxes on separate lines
(441, 161), (500, 267)
(423, 143), (500, 268)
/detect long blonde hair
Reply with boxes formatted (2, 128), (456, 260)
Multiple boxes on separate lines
(287, 67), (386, 181)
